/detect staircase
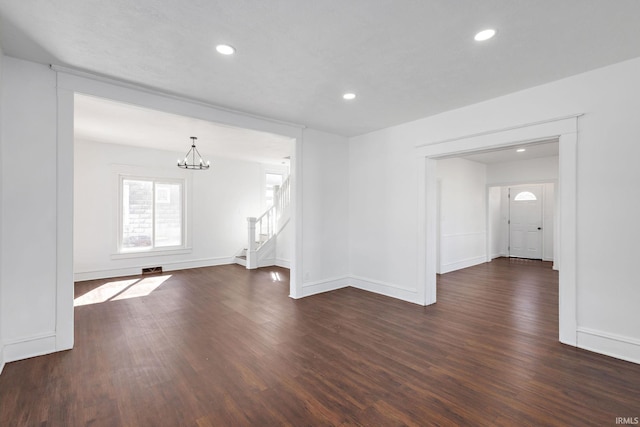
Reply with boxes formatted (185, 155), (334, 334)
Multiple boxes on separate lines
(236, 176), (290, 269)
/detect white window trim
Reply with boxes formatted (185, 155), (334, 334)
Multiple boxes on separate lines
(111, 164), (193, 258)
(111, 247), (193, 260)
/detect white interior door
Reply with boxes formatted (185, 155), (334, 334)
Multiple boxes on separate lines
(509, 185), (543, 259)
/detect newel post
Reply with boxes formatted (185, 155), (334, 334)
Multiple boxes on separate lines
(246, 217), (258, 269)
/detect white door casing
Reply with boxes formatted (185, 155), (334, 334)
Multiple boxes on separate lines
(416, 114), (579, 346)
(52, 68), (306, 364)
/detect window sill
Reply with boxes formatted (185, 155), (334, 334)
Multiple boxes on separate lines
(111, 247), (193, 260)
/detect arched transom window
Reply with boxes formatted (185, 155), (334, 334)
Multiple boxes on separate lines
(514, 191), (537, 201)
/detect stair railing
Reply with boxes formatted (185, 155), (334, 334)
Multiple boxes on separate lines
(276, 176), (290, 225)
(246, 175), (291, 269)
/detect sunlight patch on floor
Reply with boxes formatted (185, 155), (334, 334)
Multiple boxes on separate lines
(74, 275), (172, 306)
(270, 271), (282, 282)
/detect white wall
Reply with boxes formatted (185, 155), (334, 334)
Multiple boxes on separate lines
(299, 128), (350, 297)
(275, 220), (292, 268)
(542, 184), (555, 262)
(436, 158), (487, 274)
(1, 57), (62, 362)
(487, 156), (558, 185)
(349, 56), (640, 363)
(74, 139), (264, 280)
(0, 48), (4, 373)
(348, 128), (420, 302)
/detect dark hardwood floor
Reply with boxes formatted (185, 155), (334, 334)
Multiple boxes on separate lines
(1, 258), (639, 426)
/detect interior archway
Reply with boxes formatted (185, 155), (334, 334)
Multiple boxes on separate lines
(416, 115), (579, 345)
(54, 70), (305, 351)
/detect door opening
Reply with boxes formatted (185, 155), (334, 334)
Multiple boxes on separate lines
(509, 185), (543, 259)
(417, 114), (579, 345)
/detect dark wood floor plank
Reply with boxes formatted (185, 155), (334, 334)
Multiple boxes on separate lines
(1, 259), (639, 426)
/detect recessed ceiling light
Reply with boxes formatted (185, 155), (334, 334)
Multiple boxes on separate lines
(343, 93), (356, 100)
(474, 29), (497, 41)
(215, 44), (235, 55)
(517, 148), (526, 152)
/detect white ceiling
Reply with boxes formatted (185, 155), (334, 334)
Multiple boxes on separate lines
(2, 1), (640, 137)
(74, 94), (293, 165)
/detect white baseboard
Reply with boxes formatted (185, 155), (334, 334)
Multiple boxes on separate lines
(0, 345), (4, 375)
(75, 267), (143, 282)
(300, 276), (349, 298)
(74, 256), (234, 281)
(3, 333), (57, 363)
(440, 255), (486, 274)
(349, 275), (420, 305)
(163, 257), (234, 272)
(275, 258), (290, 269)
(296, 275), (420, 306)
(246, 258), (290, 269)
(243, 256), (290, 269)
(577, 327), (640, 364)
(257, 258), (275, 268)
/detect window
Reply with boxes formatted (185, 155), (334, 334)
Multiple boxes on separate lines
(120, 177), (184, 252)
(265, 173), (284, 208)
(514, 191), (537, 201)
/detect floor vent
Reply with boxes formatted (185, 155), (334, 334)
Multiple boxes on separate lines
(142, 266), (163, 275)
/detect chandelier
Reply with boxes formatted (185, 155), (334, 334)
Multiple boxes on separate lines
(177, 136), (210, 170)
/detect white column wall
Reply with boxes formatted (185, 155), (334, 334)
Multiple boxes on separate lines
(298, 128), (350, 297)
(349, 57), (640, 363)
(0, 49), (4, 372)
(348, 129), (421, 303)
(1, 57), (62, 361)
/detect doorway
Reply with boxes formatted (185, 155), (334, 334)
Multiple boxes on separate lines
(54, 74), (305, 353)
(488, 183), (555, 264)
(416, 115), (579, 346)
(488, 182), (556, 266)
